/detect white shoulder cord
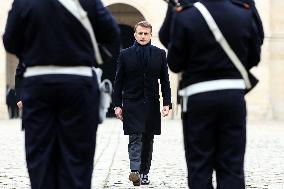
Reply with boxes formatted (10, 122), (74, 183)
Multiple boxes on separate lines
(194, 2), (251, 89)
(57, 0), (103, 65)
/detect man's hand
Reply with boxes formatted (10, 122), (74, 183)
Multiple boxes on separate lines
(161, 105), (170, 117)
(17, 101), (23, 110)
(114, 107), (123, 121)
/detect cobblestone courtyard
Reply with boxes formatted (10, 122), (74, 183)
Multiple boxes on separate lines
(0, 119), (283, 189)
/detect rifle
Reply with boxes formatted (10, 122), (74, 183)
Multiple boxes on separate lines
(162, 0), (194, 11)
(163, 0), (181, 7)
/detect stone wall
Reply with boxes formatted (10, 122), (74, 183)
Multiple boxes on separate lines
(269, 0), (284, 120)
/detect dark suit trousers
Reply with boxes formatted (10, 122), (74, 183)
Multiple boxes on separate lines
(22, 75), (99, 189)
(182, 90), (246, 189)
(128, 133), (154, 174)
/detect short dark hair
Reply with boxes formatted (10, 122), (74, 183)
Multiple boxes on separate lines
(134, 21), (152, 33)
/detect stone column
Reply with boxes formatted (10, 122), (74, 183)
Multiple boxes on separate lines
(245, 0), (271, 120)
(0, 0), (13, 119)
(269, 1), (284, 120)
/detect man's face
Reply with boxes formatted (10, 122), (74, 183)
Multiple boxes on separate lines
(134, 26), (152, 46)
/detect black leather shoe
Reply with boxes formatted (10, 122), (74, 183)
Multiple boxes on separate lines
(140, 174), (150, 185)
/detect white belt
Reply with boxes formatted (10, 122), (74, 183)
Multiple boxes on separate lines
(23, 65), (93, 77)
(179, 79), (246, 112)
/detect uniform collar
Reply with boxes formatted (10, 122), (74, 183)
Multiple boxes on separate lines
(200, 0), (227, 1)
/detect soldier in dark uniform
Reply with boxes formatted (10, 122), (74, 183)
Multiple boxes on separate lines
(113, 21), (171, 186)
(3, 0), (120, 188)
(159, 0), (263, 188)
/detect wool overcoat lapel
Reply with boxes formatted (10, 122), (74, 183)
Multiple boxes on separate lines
(133, 44), (153, 73)
(146, 46), (153, 73)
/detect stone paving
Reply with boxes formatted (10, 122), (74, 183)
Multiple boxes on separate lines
(0, 119), (284, 189)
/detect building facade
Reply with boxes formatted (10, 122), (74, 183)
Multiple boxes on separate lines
(0, 0), (283, 120)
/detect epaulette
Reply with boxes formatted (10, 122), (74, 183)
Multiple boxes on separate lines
(175, 3), (194, 13)
(231, 0), (251, 9)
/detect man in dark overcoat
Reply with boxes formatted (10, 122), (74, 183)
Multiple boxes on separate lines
(160, 0), (263, 188)
(3, 0), (120, 188)
(113, 21), (171, 186)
